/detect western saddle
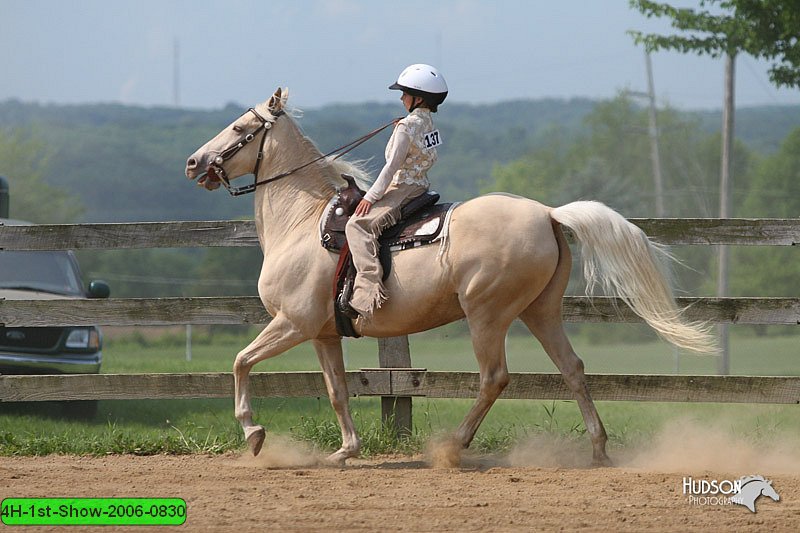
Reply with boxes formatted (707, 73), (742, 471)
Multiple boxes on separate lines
(319, 175), (456, 337)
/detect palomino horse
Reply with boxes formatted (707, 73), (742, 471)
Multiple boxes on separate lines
(185, 88), (716, 466)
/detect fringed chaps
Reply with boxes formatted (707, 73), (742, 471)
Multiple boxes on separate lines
(343, 182), (428, 320)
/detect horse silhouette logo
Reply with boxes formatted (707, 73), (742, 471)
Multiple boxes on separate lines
(731, 476), (780, 513)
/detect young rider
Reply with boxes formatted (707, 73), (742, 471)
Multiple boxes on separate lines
(340, 63), (448, 321)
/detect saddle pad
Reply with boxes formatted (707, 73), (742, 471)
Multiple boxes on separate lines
(380, 202), (454, 251)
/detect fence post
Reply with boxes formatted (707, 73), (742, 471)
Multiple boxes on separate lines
(377, 336), (412, 437)
(185, 324), (192, 362)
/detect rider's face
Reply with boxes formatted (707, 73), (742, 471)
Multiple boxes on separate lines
(401, 92), (420, 111)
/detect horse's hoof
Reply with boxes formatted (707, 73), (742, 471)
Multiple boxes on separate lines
(325, 455), (347, 467)
(325, 447), (356, 467)
(591, 454), (613, 468)
(246, 426), (266, 457)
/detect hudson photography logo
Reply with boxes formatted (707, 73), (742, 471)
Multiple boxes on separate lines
(682, 475), (780, 513)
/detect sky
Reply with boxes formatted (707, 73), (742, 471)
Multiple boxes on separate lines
(1, 0), (798, 111)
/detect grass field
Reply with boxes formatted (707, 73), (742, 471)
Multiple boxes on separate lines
(1, 325), (798, 457)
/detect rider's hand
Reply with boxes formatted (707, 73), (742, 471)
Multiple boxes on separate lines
(355, 199), (373, 216)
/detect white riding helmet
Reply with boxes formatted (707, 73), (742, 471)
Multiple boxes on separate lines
(389, 64), (448, 110)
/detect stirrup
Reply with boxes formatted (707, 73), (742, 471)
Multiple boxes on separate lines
(336, 292), (360, 320)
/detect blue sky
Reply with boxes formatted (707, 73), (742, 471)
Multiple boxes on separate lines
(1, 0), (798, 110)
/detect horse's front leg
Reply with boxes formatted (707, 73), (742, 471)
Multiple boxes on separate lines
(234, 314), (306, 456)
(312, 337), (361, 466)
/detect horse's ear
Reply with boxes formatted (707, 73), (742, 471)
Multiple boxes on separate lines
(268, 87), (287, 112)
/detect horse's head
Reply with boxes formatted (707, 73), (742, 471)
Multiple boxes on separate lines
(761, 480), (780, 502)
(185, 87), (288, 191)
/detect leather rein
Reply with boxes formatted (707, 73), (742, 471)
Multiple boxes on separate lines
(207, 108), (399, 197)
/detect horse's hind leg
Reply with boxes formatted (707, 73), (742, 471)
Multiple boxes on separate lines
(519, 221), (610, 466)
(454, 314), (512, 451)
(312, 337), (360, 466)
(233, 313), (306, 456)
(521, 308), (610, 466)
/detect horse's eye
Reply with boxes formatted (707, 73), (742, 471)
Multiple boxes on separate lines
(233, 125), (243, 133)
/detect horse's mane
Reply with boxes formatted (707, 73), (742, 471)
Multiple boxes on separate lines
(330, 158), (374, 191)
(255, 98), (374, 193)
(739, 475), (767, 486)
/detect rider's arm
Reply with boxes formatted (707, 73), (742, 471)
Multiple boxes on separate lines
(363, 124), (411, 204)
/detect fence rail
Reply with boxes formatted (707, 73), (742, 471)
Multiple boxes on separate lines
(2, 372), (798, 404)
(1, 218), (798, 421)
(1, 296), (798, 327)
(1, 218), (799, 249)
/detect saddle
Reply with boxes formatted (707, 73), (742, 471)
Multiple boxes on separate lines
(320, 175), (456, 337)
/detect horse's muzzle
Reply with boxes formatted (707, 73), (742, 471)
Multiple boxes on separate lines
(185, 156), (202, 179)
(195, 165), (224, 190)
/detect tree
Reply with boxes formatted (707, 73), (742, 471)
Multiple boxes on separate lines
(76, 249), (200, 298)
(489, 125), (569, 206)
(627, 0), (800, 371)
(732, 127), (800, 301)
(0, 128), (84, 223)
(629, 1), (800, 88)
(192, 247), (262, 297)
(488, 94), (743, 216)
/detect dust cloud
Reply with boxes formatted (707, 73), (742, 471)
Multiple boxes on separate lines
(234, 435), (324, 469)
(424, 435), (465, 469)
(231, 417), (800, 475)
(620, 417), (800, 474)
(506, 417), (800, 474)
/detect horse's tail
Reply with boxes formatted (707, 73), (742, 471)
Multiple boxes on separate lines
(550, 200), (717, 354)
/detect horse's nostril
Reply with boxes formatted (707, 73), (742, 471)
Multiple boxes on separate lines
(187, 157), (198, 169)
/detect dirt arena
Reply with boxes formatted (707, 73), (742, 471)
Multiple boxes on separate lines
(3, 433), (799, 532)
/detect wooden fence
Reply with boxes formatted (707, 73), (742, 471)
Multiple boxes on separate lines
(1, 219), (799, 431)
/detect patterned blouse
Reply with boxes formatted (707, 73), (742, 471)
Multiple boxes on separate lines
(363, 108), (440, 203)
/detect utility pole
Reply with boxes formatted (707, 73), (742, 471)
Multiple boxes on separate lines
(717, 53), (736, 375)
(173, 39), (180, 108)
(627, 52), (665, 217)
(435, 31), (443, 70)
(644, 52), (665, 217)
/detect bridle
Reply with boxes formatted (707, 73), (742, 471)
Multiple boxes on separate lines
(204, 107), (276, 196)
(206, 107), (399, 197)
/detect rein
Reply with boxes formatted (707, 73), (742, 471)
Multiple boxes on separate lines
(210, 108), (399, 197)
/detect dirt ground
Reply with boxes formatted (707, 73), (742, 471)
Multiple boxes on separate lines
(2, 444), (799, 533)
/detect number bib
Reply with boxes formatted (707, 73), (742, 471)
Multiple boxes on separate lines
(423, 130), (442, 149)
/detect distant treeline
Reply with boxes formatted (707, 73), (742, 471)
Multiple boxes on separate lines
(1, 97), (797, 223)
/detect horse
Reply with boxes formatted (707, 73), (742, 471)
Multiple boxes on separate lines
(185, 88), (716, 467)
(732, 476), (780, 513)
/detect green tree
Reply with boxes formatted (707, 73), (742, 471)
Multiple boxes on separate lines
(487, 96), (650, 211)
(489, 125), (569, 204)
(629, 0), (800, 88)
(192, 247), (262, 297)
(487, 93), (748, 218)
(732, 127), (800, 300)
(76, 249), (199, 298)
(0, 128), (84, 222)
(627, 0), (800, 368)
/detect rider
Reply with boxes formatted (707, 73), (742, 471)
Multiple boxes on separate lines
(340, 63), (448, 321)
